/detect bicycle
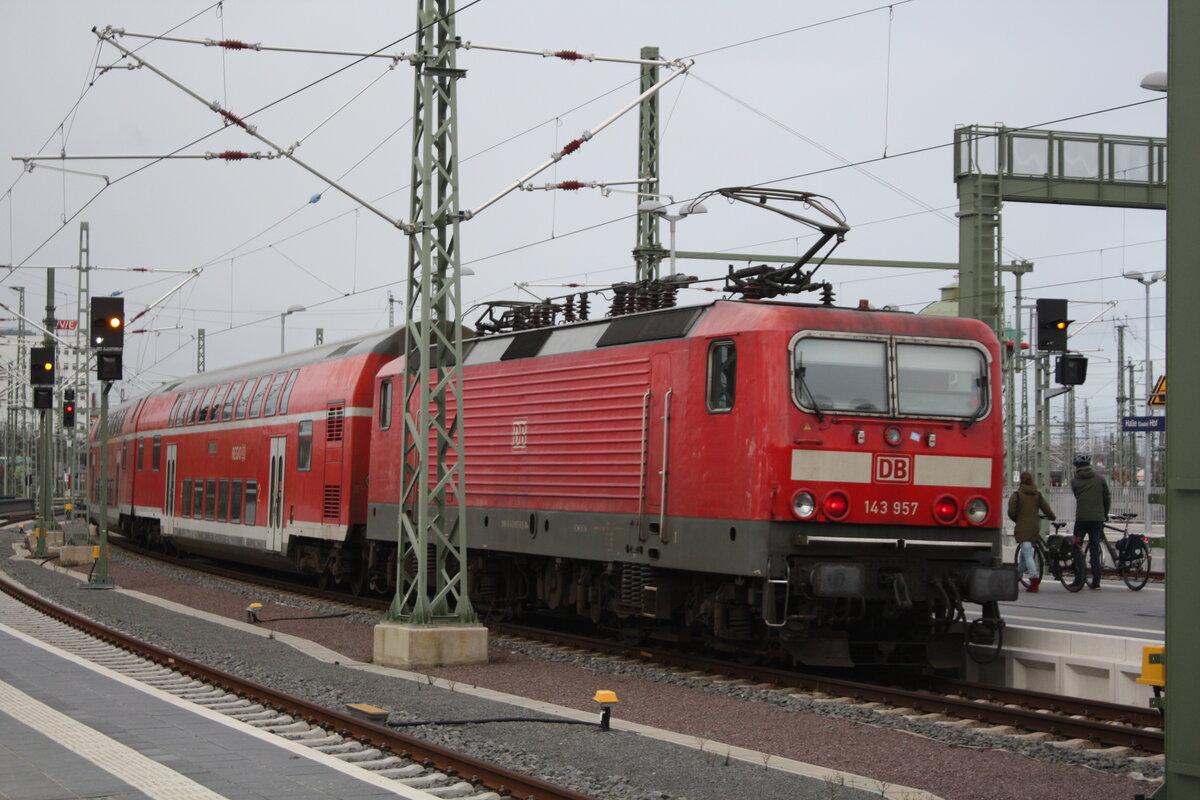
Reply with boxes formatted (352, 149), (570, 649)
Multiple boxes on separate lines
(1015, 519), (1087, 592)
(1070, 511), (1153, 591)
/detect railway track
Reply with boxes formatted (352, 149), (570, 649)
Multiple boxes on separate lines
(101, 533), (1165, 756)
(0, 572), (595, 800)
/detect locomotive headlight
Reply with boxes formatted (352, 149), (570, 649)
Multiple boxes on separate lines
(823, 491), (850, 520)
(884, 426), (903, 446)
(965, 497), (989, 524)
(933, 495), (959, 524)
(791, 490), (817, 519)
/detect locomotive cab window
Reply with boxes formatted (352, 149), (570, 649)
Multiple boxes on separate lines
(896, 343), (987, 418)
(794, 337), (887, 413)
(707, 340), (737, 412)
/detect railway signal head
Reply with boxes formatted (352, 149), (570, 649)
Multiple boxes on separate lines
(62, 389), (76, 427)
(30, 346), (54, 385)
(90, 296), (125, 350)
(33, 386), (52, 410)
(1055, 353), (1088, 386)
(1035, 298), (1071, 352)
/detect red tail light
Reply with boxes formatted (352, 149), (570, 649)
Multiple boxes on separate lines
(933, 496), (959, 524)
(823, 491), (849, 520)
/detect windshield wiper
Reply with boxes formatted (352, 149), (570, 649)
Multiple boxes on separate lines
(960, 367), (989, 431)
(796, 363), (826, 423)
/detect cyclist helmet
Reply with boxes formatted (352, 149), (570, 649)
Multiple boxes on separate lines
(1073, 454), (1091, 467)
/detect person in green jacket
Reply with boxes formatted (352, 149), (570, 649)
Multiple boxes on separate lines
(1071, 454), (1112, 589)
(1008, 472), (1056, 592)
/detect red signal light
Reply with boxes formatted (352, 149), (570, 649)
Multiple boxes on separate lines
(823, 491), (849, 520)
(933, 496), (959, 524)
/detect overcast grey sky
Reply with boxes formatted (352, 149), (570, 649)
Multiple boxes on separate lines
(0, 1), (1167, 424)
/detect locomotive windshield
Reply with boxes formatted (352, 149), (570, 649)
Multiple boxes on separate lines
(793, 335), (987, 418)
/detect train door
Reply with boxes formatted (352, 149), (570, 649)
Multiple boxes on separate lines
(640, 353), (672, 543)
(267, 436), (286, 552)
(162, 444), (177, 537)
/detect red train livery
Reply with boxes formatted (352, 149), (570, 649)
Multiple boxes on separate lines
(90, 298), (1015, 669)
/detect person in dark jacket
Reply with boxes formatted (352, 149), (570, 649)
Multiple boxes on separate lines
(1008, 472), (1055, 591)
(1070, 454), (1111, 589)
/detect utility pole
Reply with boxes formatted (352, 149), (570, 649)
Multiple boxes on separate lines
(377, 0), (485, 669)
(1117, 323), (1127, 482)
(633, 45), (665, 281)
(196, 328), (205, 373)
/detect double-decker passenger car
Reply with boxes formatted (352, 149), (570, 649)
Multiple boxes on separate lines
(91, 298), (1015, 669)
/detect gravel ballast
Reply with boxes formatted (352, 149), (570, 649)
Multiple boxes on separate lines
(0, 528), (1161, 800)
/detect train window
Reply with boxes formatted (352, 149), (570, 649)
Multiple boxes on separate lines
(137, 438), (145, 471)
(208, 384), (230, 423)
(186, 390), (204, 425)
(249, 376), (270, 418)
(204, 479), (216, 520)
(192, 480), (204, 518)
(244, 480), (258, 525)
(195, 386), (217, 423)
(793, 337), (888, 414)
(896, 343), (987, 418)
(297, 420), (313, 471)
(379, 379), (392, 430)
(231, 480), (243, 523)
(707, 340), (737, 412)
(263, 372), (288, 417)
(278, 370), (300, 414)
(176, 392), (193, 427)
(169, 395), (184, 428)
(235, 378), (257, 420)
(217, 479), (229, 522)
(182, 479), (192, 516)
(222, 380), (243, 421)
(152, 437), (161, 471)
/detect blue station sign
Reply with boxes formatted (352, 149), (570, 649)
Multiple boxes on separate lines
(1122, 415), (1165, 432)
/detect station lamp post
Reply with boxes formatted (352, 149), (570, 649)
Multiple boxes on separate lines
(637, 199), (708, 277)
(1123, 269), (1166, 533)
(280, 304), (306, 354)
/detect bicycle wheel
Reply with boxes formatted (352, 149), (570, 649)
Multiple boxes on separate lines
(1120, 542), (1152, 591)
(1056, 546), (1086, 592)
(1017, 544), (1045, 589)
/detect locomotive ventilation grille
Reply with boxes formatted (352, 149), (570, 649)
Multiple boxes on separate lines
(326, 406), (345, 442)
(323, 485), (341, 519)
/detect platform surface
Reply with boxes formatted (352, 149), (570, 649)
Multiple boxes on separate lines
(0, 621), (434, 800)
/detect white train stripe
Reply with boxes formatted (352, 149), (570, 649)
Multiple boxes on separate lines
(791, 449), (992, 488)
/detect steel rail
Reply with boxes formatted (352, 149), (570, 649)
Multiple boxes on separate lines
(0, 574), (596, 800)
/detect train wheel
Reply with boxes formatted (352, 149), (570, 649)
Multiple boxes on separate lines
(348, 564), (367, 597)
(316, 570), (332, 591)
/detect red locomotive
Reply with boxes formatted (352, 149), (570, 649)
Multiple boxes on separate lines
(90, 296), (1014, 669)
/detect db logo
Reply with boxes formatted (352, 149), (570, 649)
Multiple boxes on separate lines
(511, 419), (528, 450)
(873, 453), (912, 484)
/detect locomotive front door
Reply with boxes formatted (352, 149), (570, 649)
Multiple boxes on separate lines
(162, 444), (177, 537)
(267, 436), (287, 552)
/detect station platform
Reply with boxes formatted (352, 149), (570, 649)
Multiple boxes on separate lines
(0, 617), (436, 800)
